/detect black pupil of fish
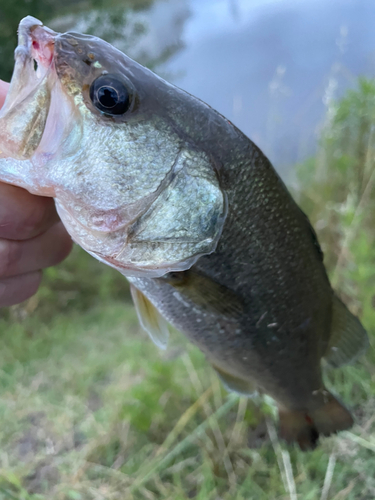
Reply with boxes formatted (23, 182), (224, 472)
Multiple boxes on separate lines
(90, 75), (130, 115)
(97, 86), (119, 109)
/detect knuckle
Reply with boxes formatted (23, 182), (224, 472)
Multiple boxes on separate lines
(0, 239), (22, 277)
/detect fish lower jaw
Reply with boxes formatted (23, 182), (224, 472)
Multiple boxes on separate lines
(90, 252), (197, 279)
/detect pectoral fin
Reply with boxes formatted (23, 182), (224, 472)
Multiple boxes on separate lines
(130, 284), (169, 350)
(324, 294), (368, 368)
(158, 270), (244, 319)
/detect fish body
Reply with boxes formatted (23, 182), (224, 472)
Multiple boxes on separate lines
(0, 17), (368, 449)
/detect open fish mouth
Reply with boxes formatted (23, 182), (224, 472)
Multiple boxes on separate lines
(5, 17), (57, 108)
(23, 17), (56, 74)
(0, 17), (58, 159)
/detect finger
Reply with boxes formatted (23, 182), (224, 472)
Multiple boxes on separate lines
(0, 222), (72, 279)
(0, 80), (9, 109)
(0, 271), (42, 307)
(0, 183), (60, 240)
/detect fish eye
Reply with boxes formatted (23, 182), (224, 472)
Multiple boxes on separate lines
(89, 74), (131, 115)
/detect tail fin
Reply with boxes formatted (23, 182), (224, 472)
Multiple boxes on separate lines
(278, 392), (353, 450)
(310, 394), (354, 436)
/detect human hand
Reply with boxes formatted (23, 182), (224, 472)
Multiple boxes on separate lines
(0, 80), (73, 307)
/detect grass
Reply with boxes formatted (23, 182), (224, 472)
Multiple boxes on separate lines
(1, 79), (375, 498)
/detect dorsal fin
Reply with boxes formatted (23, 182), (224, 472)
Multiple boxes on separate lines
(324, 294), (368, 368)
(130, 284), (169, 350)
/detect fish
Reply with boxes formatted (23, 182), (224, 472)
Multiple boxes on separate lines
(0, 16), (368, 450)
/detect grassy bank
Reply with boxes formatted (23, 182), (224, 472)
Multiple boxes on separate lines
(1, 80), (375, 499)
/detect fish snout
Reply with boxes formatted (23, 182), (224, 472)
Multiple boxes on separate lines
(18, 17), (56, 70)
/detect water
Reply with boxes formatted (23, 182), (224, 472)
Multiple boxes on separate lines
(158, 0), (375, 174)
(1, 0), (374, 176)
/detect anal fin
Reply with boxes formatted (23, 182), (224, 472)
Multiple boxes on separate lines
(212, 363), (257, 396)
(324, 294), (368, 368)
(130, 284), (169, 350)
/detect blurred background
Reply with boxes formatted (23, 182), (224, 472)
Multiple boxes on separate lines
(1, 1), (375, 499)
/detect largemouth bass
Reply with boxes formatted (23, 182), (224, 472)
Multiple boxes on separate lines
(0, 17), (368, 449)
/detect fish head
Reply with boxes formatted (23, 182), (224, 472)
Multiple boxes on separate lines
(0, 17), (227, 277)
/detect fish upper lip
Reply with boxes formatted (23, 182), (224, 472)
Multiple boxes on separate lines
(2, 17), (58, 114)
(0, 17), (58, 115)
(17, 16), (57, 68)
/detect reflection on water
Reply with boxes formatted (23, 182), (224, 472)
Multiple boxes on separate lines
(1, 0), (374, 175)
